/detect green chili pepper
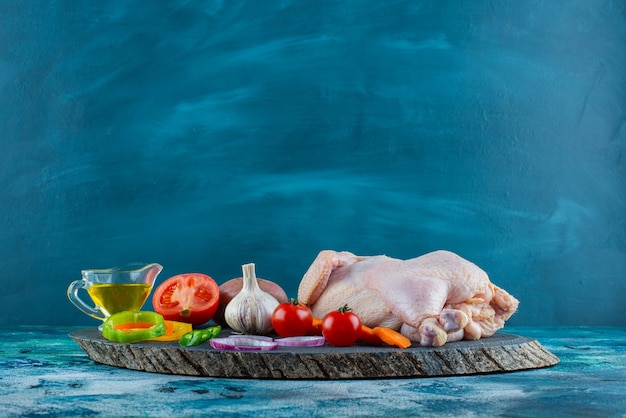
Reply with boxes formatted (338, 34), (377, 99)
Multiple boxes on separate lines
(179, 325), (221, 347)
(101, 311), (166, 343)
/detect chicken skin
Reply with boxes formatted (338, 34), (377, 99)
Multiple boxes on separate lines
(297, 250), (519, 347)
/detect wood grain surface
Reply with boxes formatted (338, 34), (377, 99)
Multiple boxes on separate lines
(70, 328), (559, 379)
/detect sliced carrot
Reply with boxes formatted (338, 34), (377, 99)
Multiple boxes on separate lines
(357, 325), (383, 346)
(372, 327), (412, 349)
(309, 317), (323, 335)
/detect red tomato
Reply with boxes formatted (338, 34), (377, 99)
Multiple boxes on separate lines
(152, 273), (220, 326)
(272, 300), (313, 337)
(321, 305), (362, 347)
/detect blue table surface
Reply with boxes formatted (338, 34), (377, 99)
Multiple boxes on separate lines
(0, 326), (625, 417)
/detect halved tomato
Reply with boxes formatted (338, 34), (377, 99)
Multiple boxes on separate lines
(152, 273), (220, 326)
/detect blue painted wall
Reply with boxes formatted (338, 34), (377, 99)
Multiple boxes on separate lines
(2, 1), (625, 326)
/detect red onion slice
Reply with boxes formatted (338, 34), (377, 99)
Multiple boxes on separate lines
(210, 337), (278, 351)
(274, 336), (326, 347)
(227, 334), (274, 342)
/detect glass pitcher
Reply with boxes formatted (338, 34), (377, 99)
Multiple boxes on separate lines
(67, 263), (163, 321)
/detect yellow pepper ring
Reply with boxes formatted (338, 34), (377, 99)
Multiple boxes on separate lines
(151, 320), (193, 341)
(101, 311), (166, 343)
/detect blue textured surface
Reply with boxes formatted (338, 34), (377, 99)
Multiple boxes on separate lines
(0, 326), (625, 417)
(1, 1), (625, 326)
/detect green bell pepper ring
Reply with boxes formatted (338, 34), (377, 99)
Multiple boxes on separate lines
(101, 311), (166, 343)
(179, 325), (221, 347)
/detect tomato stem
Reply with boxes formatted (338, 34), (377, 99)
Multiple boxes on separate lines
(337, 304), (352, 313)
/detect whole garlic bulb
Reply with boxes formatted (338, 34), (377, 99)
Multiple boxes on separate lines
(224, 263), (279, 335)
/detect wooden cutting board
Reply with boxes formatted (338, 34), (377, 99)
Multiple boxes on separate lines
(69, 328), (559, 380)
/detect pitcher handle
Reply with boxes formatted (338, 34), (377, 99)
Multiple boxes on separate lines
(67, 280), (105, 321)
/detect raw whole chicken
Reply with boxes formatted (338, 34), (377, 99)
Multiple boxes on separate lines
(297, 250), (519, 347)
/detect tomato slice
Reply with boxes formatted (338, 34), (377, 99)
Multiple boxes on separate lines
(152, 273), (220, 326)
